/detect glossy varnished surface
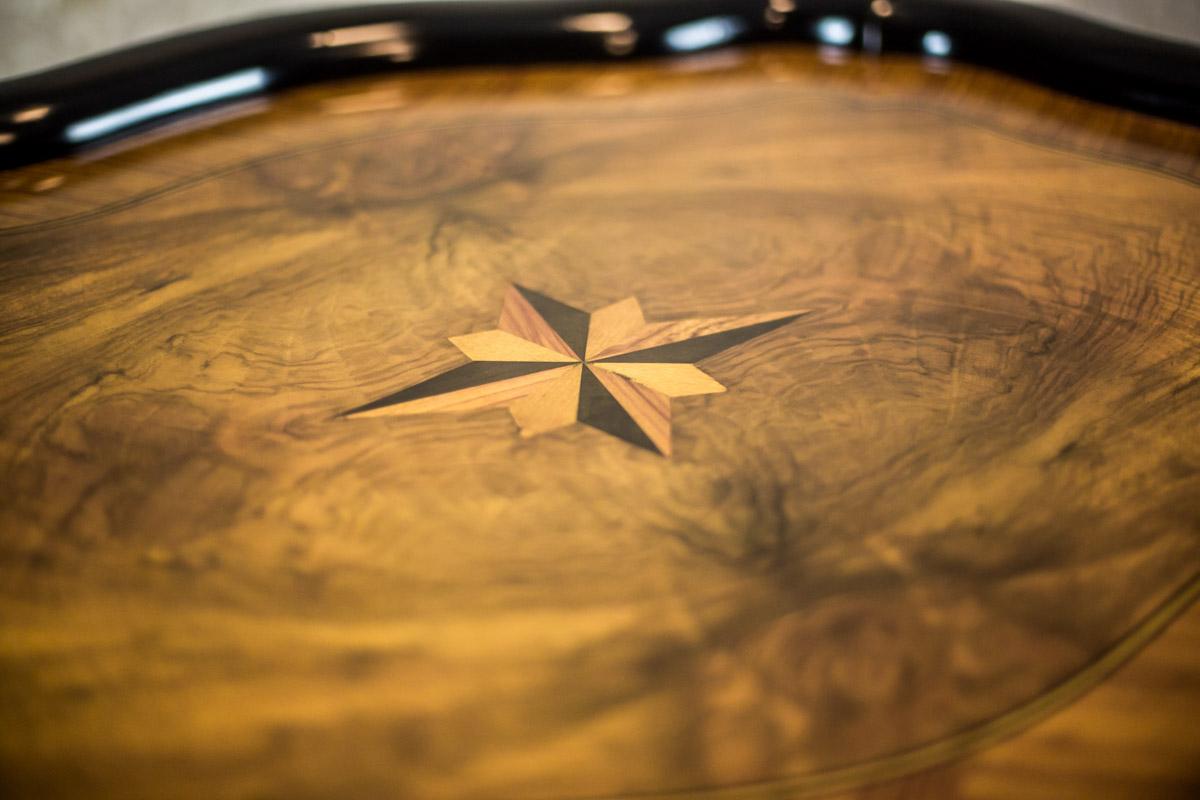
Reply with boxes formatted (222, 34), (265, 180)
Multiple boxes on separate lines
(0, 49), (1198, 798)
(3, 0), (1200, 168)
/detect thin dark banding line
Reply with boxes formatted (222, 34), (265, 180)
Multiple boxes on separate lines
(575, 571), (1200, 800)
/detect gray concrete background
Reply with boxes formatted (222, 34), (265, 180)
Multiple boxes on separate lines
(1, 0), (1197, 80)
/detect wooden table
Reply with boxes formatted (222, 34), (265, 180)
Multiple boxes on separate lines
(1, 47), (1198, 799)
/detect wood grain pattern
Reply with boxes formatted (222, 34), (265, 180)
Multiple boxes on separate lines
(509, 364), (583, 438)
(826, 591), (1200, 800)
(592, 362), (726, 397)
(589, 364), (673, 456)
(337, 285), (799, 453)
(590, 306), (804, 361)
(0, 47), (1198, 799)
(343, 362), (570, 417)
(499, 284), (586, 360)
(449, 329), (576, 363)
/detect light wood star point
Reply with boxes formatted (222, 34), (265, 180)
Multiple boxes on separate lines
(343, 285), (807, 455)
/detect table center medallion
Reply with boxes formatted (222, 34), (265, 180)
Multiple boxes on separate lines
(343, 284), (807, 455)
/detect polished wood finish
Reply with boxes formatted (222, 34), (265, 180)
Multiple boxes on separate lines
(0, 48), (1198, 799)
(344, 285), (803, 454)
(829, 597), (1200, 800)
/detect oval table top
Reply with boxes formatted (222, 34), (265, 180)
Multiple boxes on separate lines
(1, 46), (1198, 799)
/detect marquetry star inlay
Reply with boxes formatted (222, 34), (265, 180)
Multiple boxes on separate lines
(343, 285), (807, 456)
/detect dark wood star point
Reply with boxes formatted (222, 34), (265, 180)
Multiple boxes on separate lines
(344, 285), (808, 455)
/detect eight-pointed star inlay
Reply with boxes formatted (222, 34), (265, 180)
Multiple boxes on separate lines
(343, 285), (807, 456)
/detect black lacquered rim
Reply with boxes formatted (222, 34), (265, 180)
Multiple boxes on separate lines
(1, 0), (1198, 169)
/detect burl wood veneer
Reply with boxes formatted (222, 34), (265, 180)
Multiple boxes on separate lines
(0, 47), (1198, 799)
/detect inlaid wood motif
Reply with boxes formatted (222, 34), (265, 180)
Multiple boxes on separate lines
(1, 49), (1199, 800)
(344, 284), (806, 455)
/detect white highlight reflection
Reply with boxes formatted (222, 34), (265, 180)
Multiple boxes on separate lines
(663, 16), (746, 53)
(922, 30), (952, 57)
(65, 67), (270, 143)
(814, 16), (856, 47)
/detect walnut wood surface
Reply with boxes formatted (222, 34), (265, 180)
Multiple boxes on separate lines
(343, 286), (803, 454)
(0, 48), (1198, 799)
(828, 595), (1200, 800)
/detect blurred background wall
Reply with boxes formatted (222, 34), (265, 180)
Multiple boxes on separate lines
(1, 0), (1198, 79)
